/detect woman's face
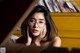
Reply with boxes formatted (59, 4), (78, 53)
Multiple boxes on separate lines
(28, 12), (46, 37)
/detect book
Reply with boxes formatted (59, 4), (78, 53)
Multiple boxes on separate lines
(65, 1), (77, 12)
(56, 0), (66, 12)
(62, 2), (75, 12)
(56, 0), (77, 12)
(43, 0), (54, 12)
(52, 0), (61, 12)
(71, 1), (80, 12)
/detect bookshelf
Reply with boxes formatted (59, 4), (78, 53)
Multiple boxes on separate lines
(46, 0), (80, 49)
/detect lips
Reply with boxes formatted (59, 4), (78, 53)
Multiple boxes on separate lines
(32, 29), (39, 33)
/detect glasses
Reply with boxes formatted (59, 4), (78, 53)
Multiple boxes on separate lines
(29, 19), (46, 27)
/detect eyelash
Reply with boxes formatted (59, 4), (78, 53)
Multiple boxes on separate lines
(39, 21), (44, 23)
(30, 19), (35, 22)
(30, 19), (44, 24)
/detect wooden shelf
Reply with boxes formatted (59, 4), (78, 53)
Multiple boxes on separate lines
(50, 13), (80, 17)
(51, 13), (80, 30)
(50, 13), (80, 37)
(50, 12), (80, 49)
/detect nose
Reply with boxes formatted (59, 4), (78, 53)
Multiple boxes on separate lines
(33, 22), (38, 28)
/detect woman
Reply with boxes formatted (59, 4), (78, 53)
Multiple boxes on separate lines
(14, 5), (61, 47)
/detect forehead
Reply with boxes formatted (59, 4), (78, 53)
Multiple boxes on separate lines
(32, 12), (45, 20)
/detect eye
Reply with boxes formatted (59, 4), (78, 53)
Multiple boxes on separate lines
(30, 19), (35, 23)
(39, 21), (44, 23)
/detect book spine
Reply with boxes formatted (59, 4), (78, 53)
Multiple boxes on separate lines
(52, 0), (61, 12)
(66, 1), (77, 12)
(56, 0), (65, 12)
(71, 1), (80, 12)
(43, 0), (54, 12)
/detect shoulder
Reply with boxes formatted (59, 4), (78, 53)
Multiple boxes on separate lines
(52, 36), (61, 47)
(54, 36), (61, 42)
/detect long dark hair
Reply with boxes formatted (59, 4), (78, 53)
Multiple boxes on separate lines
(16, 5), (58, 43)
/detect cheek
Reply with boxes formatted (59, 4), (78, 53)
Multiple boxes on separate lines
(39, 24), (45, 27)
(39, 25), (45, 32)
(40, 27), (43, 32)
(29, 23), (34, 28)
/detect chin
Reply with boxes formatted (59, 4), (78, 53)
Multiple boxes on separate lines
(32, 33), (40, 37)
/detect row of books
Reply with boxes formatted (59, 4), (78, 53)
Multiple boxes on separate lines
(38, 0), (80, 12)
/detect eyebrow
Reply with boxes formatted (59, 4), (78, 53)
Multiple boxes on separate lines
(39, 19), (45, 20)
(31, 18), (45, 21)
